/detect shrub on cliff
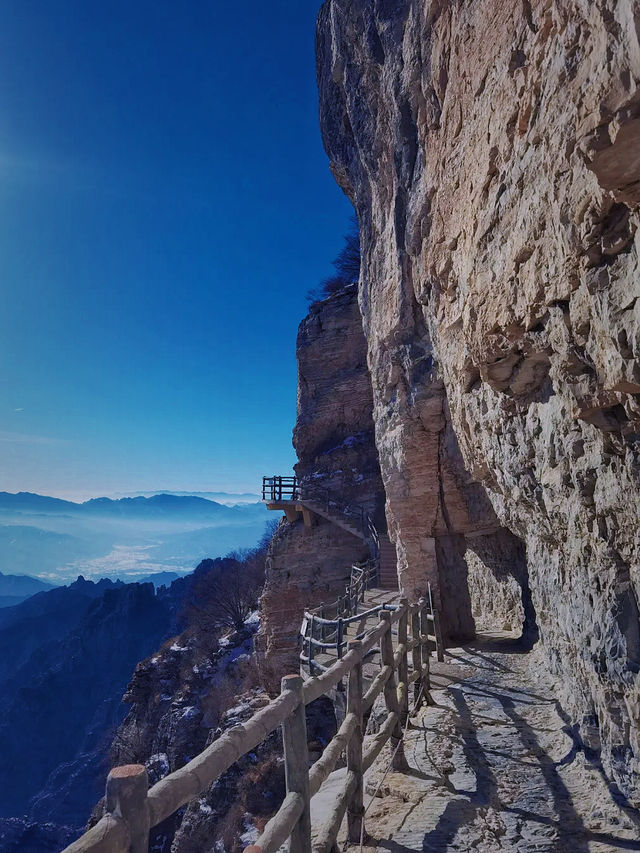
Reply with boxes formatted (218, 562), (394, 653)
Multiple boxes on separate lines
(307, 215), (361, 301)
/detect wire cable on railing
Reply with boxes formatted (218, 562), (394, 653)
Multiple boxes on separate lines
(344, 681), (426, 853)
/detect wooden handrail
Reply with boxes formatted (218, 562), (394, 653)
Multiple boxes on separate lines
(299, 569), (443, 676)
(62, 598), (434, 853)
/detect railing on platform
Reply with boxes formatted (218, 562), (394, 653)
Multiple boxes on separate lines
(62, 598), (434, 853)
(261, 475), (379, 553)
(262, 475), (299, 502)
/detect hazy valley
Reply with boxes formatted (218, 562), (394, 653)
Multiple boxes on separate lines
(0, 491), (270, 586)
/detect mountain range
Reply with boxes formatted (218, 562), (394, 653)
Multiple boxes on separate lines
(0, 570), (55, 608)
(0, 491), (266, 520)
(0, 574), (187, 849)
(0, 491), (271, 584)
(113, 490), (261, 505)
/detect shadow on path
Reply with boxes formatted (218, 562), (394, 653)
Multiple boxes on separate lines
(369, 634), (640, 853)
(498, 693), (589, 853)
(418, 687), (498, 852)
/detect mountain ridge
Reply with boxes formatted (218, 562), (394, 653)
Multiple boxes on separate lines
(0, 491), (263, 517)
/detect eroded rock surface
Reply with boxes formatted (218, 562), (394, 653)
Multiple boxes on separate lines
(317, 0), (640, 803)
(357, 635), (640, 852)
(294, 283), (385, 523)
(256, 285), (384, 692)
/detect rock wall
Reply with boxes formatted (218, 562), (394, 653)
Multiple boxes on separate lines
(294, 283), (385, 524)
(316, 0), (640, 802)
(256, 285), (385, 692)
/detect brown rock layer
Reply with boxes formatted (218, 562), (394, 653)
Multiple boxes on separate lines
(294, 283), (385, 524)
(317, 0), (640, 803)
(256, 285), (384, 692)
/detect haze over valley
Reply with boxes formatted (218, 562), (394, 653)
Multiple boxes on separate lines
(0, 490), (270, 586)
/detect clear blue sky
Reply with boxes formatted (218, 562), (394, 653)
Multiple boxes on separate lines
(0, 1), (352, 500)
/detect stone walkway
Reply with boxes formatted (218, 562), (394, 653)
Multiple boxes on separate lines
(350, 633), (640, 853)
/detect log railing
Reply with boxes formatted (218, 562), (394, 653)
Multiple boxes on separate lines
(62, 598), (434, 853)
(299, 563), (390, 676)
(300, 571), (443, 675)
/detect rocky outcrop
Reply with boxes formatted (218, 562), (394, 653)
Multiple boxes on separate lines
(317, 0), (640, 804)
(294, 283), (385, 524)
(0, 578), (176, 847)
(102, 618), (273, 853)
(256, 284), (386, 691)
(94, 611), (336, 853)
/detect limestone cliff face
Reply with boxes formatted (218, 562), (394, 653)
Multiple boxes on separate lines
(317, 0), (640, 803)
(256, 284), (385, 691)
(294, 283), (384, 524)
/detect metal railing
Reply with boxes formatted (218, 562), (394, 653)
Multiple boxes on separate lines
(62, 598), (434, 853)
(262, 475), (299, 501)
(261, 475), (379, 553)
(300, 575), (443, 676)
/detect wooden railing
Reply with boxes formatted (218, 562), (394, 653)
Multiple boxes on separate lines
(62, 598), (433, 853)
(300, 561), (382, 675)
(300, 575), (443, 675)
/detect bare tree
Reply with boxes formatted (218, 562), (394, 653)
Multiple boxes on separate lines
(185, 519), (278, 633)
(307, 215), (361, 302)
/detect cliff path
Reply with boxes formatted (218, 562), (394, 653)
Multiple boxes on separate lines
(354, 635), (640, 853)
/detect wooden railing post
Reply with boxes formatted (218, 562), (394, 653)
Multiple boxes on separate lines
(428, 582), (445, 662)
(309, 615), (316, 674)
(411, 606), (422, 709)
(419, 597), (432, 705)
(281, 675), (312, 853)
(105, 764), (149, 853)
(398, 599), (409, 726)
(379, 611), (405, 771)
(346, 640), (364, 843)
(336, 617), (344, 659)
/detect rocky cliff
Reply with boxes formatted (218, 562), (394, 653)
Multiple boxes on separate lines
(90, 584), (336, 852)
(0, 578), (178, 852)
(256, 284), (387, 691)
(102, 615), (281, 853)
(316, 0), (640, 804)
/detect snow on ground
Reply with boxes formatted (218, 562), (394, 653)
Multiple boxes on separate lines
(239, 816), (259, 846)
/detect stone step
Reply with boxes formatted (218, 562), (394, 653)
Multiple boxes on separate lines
(377, 534), (398, 589)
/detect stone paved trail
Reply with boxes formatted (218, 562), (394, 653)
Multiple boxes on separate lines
(351, 633), (640, 853)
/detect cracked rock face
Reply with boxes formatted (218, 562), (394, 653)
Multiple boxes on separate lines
(294, 283), (386, 525)
(317, 0), (640, 803)
(256, 285), (384, 692)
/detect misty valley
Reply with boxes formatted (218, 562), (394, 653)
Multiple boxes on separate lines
(0, 491), (270, 587)
(0, 491), (274, 851)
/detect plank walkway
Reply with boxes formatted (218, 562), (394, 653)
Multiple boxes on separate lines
(344, 633), (640, 853)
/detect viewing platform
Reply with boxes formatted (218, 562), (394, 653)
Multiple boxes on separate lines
(262, 475), (375, 540)
(262, 475), (398, 589)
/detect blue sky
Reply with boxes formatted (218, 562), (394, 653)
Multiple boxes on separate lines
(0, 1), (352, 500)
